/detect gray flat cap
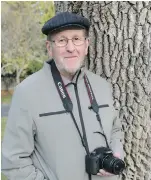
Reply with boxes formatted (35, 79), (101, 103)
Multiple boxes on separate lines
(42, 12), (90, 35)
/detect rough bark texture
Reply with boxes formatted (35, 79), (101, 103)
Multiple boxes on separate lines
(55, 2), (151, 180)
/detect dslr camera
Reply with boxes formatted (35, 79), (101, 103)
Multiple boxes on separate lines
(85, 147), (125, 175)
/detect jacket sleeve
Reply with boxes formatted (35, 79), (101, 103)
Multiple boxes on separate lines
(108, 83), (124, 160)
(1, 86), (47, 180)
(110, 111), (124, 160)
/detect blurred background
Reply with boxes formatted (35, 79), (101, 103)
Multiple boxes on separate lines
(1, 2), (55, 179)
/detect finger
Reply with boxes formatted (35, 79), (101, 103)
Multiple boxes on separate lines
(97, 169), (105, 176)
(97, 172), (113, 176)
(99, 169), (106, 173)
(114, 153), (120, 158)
(97, 172), (105, 176)
(99, 169), (106, 175)
(97, 170), (107, 176)
(98, 169), (114, 176)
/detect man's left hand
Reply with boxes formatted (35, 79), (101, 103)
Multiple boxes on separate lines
(97, 153), (120, 177)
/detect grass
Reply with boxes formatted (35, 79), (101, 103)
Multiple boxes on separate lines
(1, 117), (7, 139)
(1, 91), (12, 180)
(1, 90), (13, 104)
(1, 93), (12, 104)
(1, 174), (7, 180)
(1, 117), (7, 180)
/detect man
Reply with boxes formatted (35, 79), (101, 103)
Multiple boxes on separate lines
(2, 12), (124, 180)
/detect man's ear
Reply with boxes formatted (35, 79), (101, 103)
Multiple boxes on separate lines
(46, 41), (52, 57)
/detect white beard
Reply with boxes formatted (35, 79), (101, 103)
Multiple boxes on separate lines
(55, 57), (84, 75)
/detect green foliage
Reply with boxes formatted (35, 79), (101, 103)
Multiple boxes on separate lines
(1, 1), (55, 82)
(26, 61), (43, 76)
(38, 1), (55, 24)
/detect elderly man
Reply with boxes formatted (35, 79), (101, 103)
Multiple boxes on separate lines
(2, 12), (125, 180)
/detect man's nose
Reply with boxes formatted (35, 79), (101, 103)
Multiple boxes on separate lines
(66, 39), (75, 52)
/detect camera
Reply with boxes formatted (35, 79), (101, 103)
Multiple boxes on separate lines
(85, 147), (125, 175)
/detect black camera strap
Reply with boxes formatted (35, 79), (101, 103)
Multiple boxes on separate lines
(50, 60), (109, 180)
(50, 60), (90, 155)
(50, 61), (73, 113)
(84, 75), (110, 148)
(50, 61), (92, 180)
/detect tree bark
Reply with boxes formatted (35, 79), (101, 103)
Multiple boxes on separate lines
(55, 1), (151, 180)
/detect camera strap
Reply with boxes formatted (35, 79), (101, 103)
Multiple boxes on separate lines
(50, 60), (109, 180)
(84, 75), (110, 148)
(50, 60), (90, 155)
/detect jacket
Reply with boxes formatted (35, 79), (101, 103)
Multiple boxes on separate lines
(2, 60), (124, 180)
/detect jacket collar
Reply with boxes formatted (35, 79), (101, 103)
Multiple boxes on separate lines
(44, 59), (85, 86)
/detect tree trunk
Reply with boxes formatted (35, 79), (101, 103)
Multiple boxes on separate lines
(55, 1), (151, 180)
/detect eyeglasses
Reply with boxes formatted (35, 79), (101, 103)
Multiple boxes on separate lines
(51, 37), (87, 47)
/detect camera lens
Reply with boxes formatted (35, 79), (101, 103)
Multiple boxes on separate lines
(113, 159), (125, 174)
(102, 156), (125, 175)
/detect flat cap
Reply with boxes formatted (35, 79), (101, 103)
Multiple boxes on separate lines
(42, 12), (90, 35)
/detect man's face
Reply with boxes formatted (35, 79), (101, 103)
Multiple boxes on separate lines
(46, 29), (89, 75)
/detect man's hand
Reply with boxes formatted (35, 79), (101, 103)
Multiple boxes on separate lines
(97, 169), (113, 176)
(97, 153), (120, 177)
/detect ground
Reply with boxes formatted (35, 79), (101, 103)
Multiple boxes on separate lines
(1, 90), (13, 180)
(1, 90), (13, 104)
(1, 117), (7, 180)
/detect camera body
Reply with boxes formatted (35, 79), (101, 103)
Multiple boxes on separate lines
(85, 147), (125, 175)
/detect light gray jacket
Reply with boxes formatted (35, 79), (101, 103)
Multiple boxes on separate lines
(2, 61), (124, 180)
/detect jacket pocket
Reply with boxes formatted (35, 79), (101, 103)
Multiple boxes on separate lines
(39, 110), (67, 117)
(98, 104), (109, 108)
